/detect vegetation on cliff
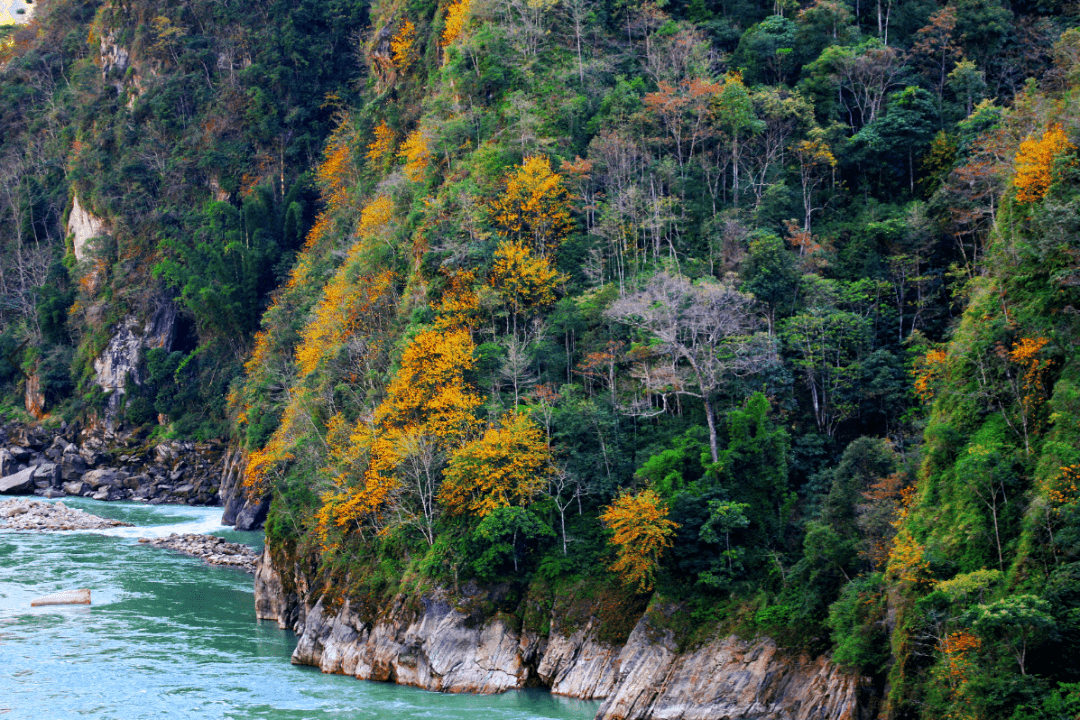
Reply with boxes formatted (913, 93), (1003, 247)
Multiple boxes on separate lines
(3, 0), (1080, 716)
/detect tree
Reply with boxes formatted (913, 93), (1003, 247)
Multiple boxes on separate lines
(489, 156), (575, 256)
(439, 412), (552, 517)
(967, 595), (1055, 676)
(489, 240), (562, 339)
(781, 279), (871, 437)
(600, 488), (679, 592)
(1013, 124), (1074, 204)
(606, 271), (772, 462)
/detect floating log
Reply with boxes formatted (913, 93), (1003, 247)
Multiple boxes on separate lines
(30, 589), (91, 606)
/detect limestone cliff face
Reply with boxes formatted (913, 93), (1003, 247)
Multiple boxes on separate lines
(255, 550), (876, 720)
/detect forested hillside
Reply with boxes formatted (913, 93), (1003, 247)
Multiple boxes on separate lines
(3, 0), (1080, 716)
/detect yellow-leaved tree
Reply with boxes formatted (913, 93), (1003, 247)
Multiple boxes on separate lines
(599, 488), (679, 592)
(1014, 124), (1075, 203)
(489, 156), (575, 256)
(489, 240), (562, 337)
(317, 329), (483, 545)
(438, 412), (552, 517)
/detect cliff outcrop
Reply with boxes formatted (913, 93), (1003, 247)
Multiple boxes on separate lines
(255, 549), (875, 720)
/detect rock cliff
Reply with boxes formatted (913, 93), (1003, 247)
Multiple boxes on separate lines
(255, 549), (876, 720)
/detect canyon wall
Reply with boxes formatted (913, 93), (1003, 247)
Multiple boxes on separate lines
(256, 548), (877, 720)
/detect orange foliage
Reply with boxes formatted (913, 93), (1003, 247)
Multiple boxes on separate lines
(600, 489), (679, 592)
(490, 240), (562, 315)
(316, 329), (483, 536)
(913, 347), (950, 403)
(441, 0), (471, 48)
(391, 20), (417, 70)
(295, 269), (396, 377)
(243, 390), (314, 495)
(398, 129), (432, 182)
(489, 156), (575, 256)
(1042, 464), (1080, 508)
(438, 412), (552, 517)
(358, 195), (396, 237)
(1014, 124), (1075, 203)
(367, 121), (395, 166)
(942, 630), (981, 683)
(433, 269), (481, 330)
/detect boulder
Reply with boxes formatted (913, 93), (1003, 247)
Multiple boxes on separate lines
(82, 468), (118, 489)
(234, 494), (271, 531)
(33, 463), (59, 486)
(62, 481), (85, 496)
(8, 445), (32, 463)
(61, 455), (88, 482)
(0, 467), (37, 495)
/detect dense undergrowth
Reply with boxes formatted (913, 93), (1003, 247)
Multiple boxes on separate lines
(4, 0), (1080, 717)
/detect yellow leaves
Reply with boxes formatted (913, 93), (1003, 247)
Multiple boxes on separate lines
(886, 529), (931, 589)
(913, 348), (950, 402)
(490, 240), (562, 315)
(378, 328), (483, 439)
(316, 117), (357, 205)
(1014, 124), (1074, 203)
(600, 489), (678, 593)
(793, 137), (837, 169)
(358, 194), (395, 237)
(316, 329), (483, 538)
(433, 269), (481, 330)
(489, 156), (575, 256)
(295, 269), (396, 377)
(441, 0), (471, 48)
(391, 20), (417, 70)
(399, 130), (432, 182)
(439, 412), (551, 517)
(367, 121), (395, 166)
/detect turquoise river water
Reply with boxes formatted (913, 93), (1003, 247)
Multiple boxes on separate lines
(0, 499), (598, 720)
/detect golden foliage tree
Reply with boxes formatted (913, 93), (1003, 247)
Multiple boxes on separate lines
(442, 0), (471, 48)
(489, 240), (562, 336)
(294, 269), (396, 377)
(399, 129), (432, 182)
(391, 20), (417, 70)
(366, 121), (395, 166)
(317, 329), (483, 539)
(489, 156), (575, 256)
(438, 412), (552, 517)
(1014, 124), (1075, 203)
(600, 488), (679, 592)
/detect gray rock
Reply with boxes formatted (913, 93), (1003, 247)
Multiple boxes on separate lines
(8, 445), (32, 463)
(62, 481), (85, 496)
(60, 455), (88, 482)
(82, 468), (118, 489)
(0, 467), (37, 494)
(92, 489), (109, 500)
(235, 494), (271, 531)
(33, 463), (59, 485)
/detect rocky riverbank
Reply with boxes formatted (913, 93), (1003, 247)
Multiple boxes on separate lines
(0, 423), (265, 530)
(0, 498), (133, 530)
(255, 547), (877, 720)
(139, 533), (259, 573)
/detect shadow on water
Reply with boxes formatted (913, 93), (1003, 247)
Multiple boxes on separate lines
(0, 499), (598, 720)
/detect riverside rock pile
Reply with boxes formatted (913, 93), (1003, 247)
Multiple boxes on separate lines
(0, 498), (133, 530)
(0, 423), (224, 507)
(139, 533), (258, 573)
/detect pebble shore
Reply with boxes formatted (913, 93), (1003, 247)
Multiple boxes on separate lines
(138, 533), (258, 573)
(0, 498), (132, 530)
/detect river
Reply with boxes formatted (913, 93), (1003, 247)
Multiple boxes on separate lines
(0, 499), (599, 720)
